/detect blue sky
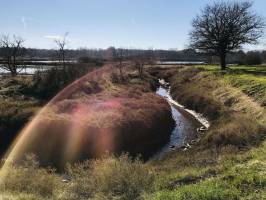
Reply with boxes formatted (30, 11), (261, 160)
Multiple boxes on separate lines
(1, 0), (266, 50)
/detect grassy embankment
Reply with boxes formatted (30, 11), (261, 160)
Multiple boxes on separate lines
(0, 77), (41, 154)
(146, 65), (266, 199)
(1, 65), (266, 200)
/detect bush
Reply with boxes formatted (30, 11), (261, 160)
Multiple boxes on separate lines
(31, 64), (93, 99)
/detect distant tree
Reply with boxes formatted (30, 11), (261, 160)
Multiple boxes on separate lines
(190, 1), (265, 70)
(54, 32), (69, 71)
(236, 50), (247, 65)
(261, 50), (266, 63)
(245, 51), (262, 65)
(133, 56), (145, 79)
(105, 46), (116, 60)
(78, 56), (91, 63)
(0, 34), (25, 76)
(133, 50), (155, 79)
(114, 48), (128, 80)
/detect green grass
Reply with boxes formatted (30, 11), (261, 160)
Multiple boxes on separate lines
(196, 65), (266, 106)
(146, 139), (266, 200)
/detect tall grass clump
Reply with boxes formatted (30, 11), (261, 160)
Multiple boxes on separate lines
(0, 154), (154, 200)
(0, 154), (60, 199)
(61, 154), (154, 200)
(204, 114), (266, 147)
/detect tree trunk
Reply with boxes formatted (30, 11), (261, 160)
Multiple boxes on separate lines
(220, 53), (226, 70)
(11, 69), (17, 76)
(119, 60), (124, 81)
(140, 64), (143, 79)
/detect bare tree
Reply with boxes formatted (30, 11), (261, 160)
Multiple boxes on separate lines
(0, 35), (25, 76)
(134, 56), (145, 79)
(54, 32), (69, 71)
(133, 50), (155, 79)
(190, 1), (265, 70)
(114, 48), (128, 80)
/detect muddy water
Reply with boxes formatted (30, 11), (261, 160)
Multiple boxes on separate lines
(155, 86), (203, 156)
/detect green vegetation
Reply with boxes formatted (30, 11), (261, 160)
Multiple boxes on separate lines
(197, 65), (266, 106)
(1, 64), (266, 199)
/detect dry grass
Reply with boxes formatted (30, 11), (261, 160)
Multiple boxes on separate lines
(0, 77), (41, 155)
(2, 64), (266, 200)
(0, 154), (154, 200)
(3, 65), (174, 168)
(204, 114), (265, 147)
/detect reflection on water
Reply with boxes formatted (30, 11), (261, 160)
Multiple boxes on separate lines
(0, 65), (54, 75)
(157, 61), (205, 65)
(155, 86), (201, 156)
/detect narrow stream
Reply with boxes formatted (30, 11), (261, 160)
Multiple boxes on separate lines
(154, 85), (208, 157)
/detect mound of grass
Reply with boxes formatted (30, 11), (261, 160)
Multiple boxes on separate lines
(6, 65), (174, 168)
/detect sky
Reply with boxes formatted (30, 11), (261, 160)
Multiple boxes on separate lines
(1, 0), (266, 50)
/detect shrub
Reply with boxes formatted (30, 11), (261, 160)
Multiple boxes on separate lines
(31, 64), (94, 99)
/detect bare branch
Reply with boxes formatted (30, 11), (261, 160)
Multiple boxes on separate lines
(0, 34), (25, 76)
(54, 32), (69, 71)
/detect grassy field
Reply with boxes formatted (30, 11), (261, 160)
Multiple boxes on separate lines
(1, 64), (266, 199)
